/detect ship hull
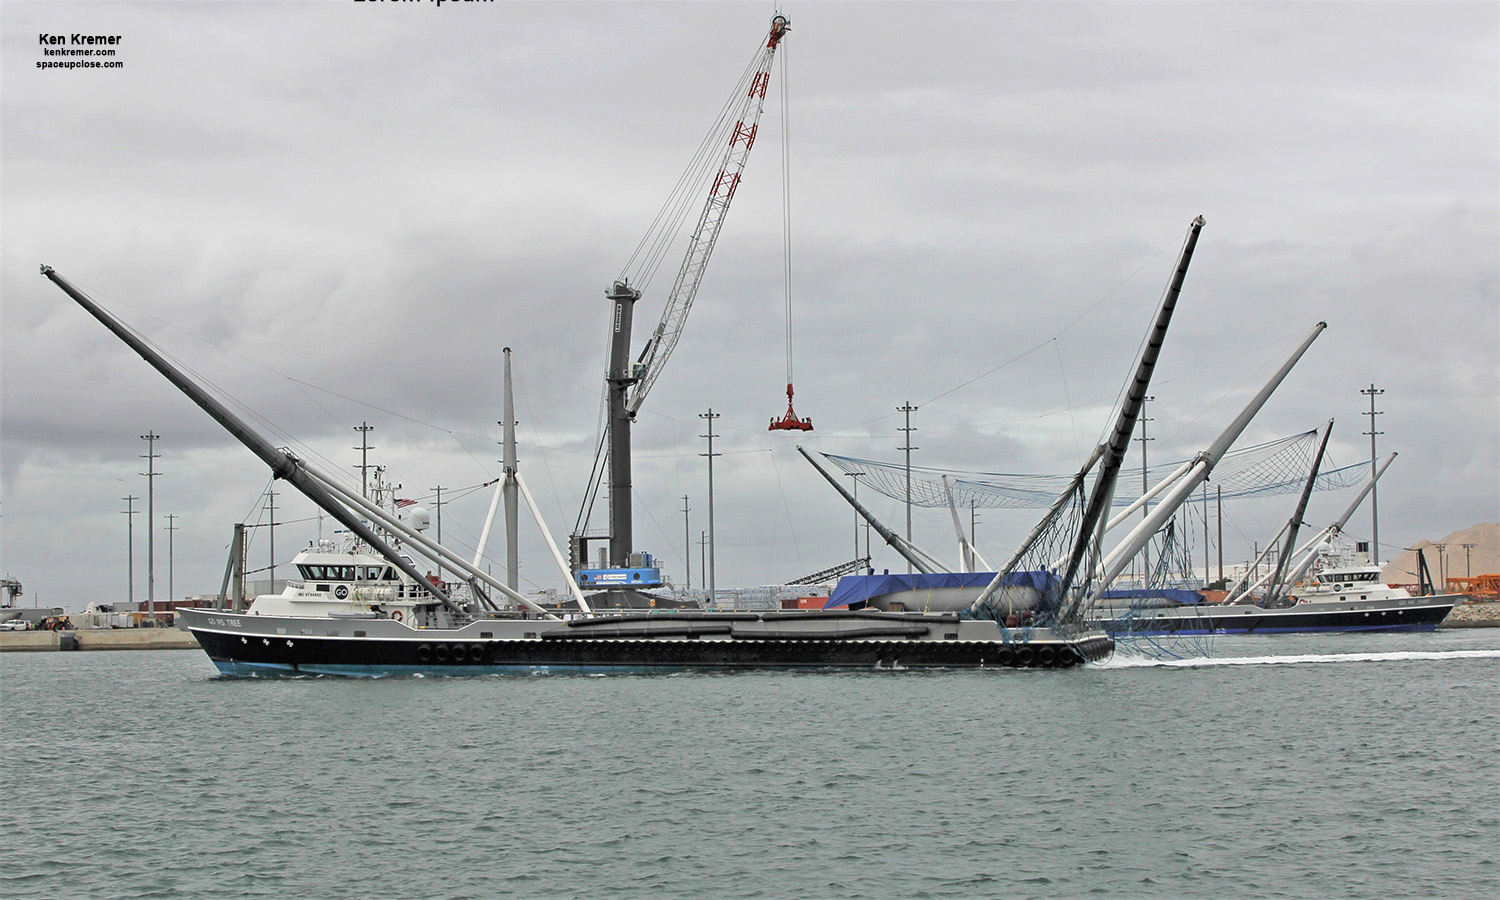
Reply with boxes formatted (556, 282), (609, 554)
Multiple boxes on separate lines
(1100, 595), (1457, 636)
(179, 608), (1112, 677)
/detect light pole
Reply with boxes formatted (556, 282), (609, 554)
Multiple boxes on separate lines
(681, 495), (691, 591)
(265, 488), (278, 590)
(1434, 542), (1448, 589)
(430, 484), (445, 581)
(1136, 396), (1154, 586)
(354, 422), (375, 498)
(122, 495), (139, 607)
(699, 410), (721, 605)
(897, 401), (918, 574)
(1361, 384), (1384, 564)
(165, 513), (178, 606)
(141, 432), (160, 616)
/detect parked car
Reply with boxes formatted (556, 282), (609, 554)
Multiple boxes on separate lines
(0, 619), (32, 631)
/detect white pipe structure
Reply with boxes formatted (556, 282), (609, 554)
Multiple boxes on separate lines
(1104, 458), (1196, 533)
(798, 447), (952, 574)
(942, 476), (976, 573)
(295, 459), (561, 619)
(1091, 322), (1327, 599)
(1224, 520), (1293, 603)
(1276, 452), (1397, 591)
(967, 444), (1104, 616)
(514, 472), (593, 614)
(473, 477), (504, 569)
(970, 545), (993, 572)
(1226, 419), (1335, 604)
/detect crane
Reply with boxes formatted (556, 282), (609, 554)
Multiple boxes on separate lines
(573, 15), (791, 581)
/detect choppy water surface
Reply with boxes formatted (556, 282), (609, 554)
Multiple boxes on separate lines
(3, 630), (1496, 900)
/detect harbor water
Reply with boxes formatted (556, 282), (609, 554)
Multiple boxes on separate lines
(2, 630), (1496, 900)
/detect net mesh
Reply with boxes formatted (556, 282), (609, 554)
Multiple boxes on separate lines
(820, 430), (1362, 511)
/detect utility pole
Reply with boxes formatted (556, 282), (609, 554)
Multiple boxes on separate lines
(897, 401), (918, 574)
(681, 495), (691, 591)
(1202, 482), (1210, 587)
(700, 410), (721, 605)
(1216, 485), (1224, 585)
(699, 530), (707, 593)
(502, 347), (519, 592)
(122, 495), (139, 608)
(265, 488), (278, 590)
(1136, 396), (1154, 586)
(165, 513), (178, 606)
(844, 472), (862, 565)
(354, 422), (375, 499)
(141, 431), (160, 616)
(970, 499), (978, 563)
(431, 484), (445, 581)
(1361, 384), (1384, 564)
(1434, 542), (1448, 589)
(1461, 542), (1476, 578)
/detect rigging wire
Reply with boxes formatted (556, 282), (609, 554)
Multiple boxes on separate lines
(779, 41), (795, 391)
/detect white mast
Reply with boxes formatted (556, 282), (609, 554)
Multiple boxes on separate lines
(1091, 322), (1327, 598)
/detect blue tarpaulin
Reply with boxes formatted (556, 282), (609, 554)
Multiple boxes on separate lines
(1097, 588), (1206, 605)
(825, 571), (1058, 609)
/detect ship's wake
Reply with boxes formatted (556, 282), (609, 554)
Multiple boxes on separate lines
(1095, 648), (1500, 669)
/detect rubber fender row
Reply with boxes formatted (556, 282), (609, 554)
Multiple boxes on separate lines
(416, 643), (487, 664)
(994, 644), (1079, 668)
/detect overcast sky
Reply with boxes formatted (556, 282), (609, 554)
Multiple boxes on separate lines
(3, 1), (1496, 610)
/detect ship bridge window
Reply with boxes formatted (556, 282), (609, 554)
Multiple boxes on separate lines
(359, 566), (382, 581)
(383, 567), (398, 581)
(303, 565), (327, 579)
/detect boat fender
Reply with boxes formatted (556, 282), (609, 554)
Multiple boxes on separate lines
(416, 643), (432, 663)
(391, 610), (403, 622)
(434, 644), (450, 662)
(1017, 647), (1036, 667)
(1036, 646), (1057, 667)
(468, 644), (485, 662)
(997, 648), (1016, 667)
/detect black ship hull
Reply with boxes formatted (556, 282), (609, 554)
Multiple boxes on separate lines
(181, 609), (1113, 677)
(1101, 597), (1455, 636)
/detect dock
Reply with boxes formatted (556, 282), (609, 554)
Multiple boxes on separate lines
(0, 629), (201, 652)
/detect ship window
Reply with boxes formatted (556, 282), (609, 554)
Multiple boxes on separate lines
(298, 565), (315, 579)
(480, 632), (493, 639)
(304, 565), (325, 579)
(383, 567), (397, 581)
(353, 630), (366, 637)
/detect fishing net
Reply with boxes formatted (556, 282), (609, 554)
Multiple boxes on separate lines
(820, 430), (1363, 511)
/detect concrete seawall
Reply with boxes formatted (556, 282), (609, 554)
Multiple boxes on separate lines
(0, 629), (201, 652)
(1442, 601), (1500, 628)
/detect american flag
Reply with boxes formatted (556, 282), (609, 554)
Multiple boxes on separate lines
(395, 498), (416, 508)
